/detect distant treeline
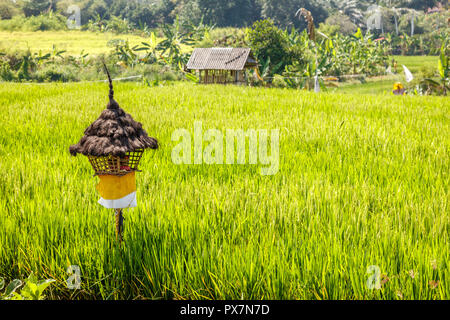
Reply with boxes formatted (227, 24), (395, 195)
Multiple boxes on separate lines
(0, 0), (446, 29)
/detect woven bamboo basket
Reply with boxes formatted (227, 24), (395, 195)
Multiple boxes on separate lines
(87, 149), (144, 176)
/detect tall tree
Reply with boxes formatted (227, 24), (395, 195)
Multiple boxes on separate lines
(225, 0), (262, 27)
(379, 0), (439, 11)
(22, 0), (53, 17)
(260, 0), (328, 29)
(196, 0), (231, 26)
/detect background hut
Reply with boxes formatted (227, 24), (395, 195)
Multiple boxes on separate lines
(186, 48), (258, 85)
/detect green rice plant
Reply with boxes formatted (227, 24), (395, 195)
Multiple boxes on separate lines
(0, 82), (448, 300)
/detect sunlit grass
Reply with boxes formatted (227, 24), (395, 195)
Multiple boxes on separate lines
(0, 82), (448, 300)
(393, 55), (438, 73)
(3, 31), (157, 55)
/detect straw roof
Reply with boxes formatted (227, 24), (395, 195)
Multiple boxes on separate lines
(186, 48), (258, 70)
(69, 66), (158, 158)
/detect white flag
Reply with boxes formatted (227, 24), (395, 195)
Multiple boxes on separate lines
(314, 75), (320, 92)
(402, 65), (414, 83)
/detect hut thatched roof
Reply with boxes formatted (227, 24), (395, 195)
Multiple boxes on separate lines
(186, 48), (258, 70)
(69, 67), (158, 158)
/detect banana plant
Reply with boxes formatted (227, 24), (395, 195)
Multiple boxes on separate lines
(66, 50), (90, 68)
(32, 50), (51, 66)
(50, 45), (66, 60)
(283, 50), (331, 90)
(189, 16), (215, 42)
(77, 50), (90, 68)
(259, 56), (284, 80)
(157, 16), (196, 67)
(133, 32), (159, 64)
(86, 14), (107, 32)
(420, 43), (449, 95)
(112, 40), (139, 68)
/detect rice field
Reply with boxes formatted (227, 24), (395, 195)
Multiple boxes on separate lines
(0, 82), (448, 300)
(1, 31), (155, 55)
(0, 30), (190, 56)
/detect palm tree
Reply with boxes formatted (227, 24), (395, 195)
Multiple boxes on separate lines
(317, 0), (367, 28)
(378, 0), (413, 35)
(394, 7), (422, 36)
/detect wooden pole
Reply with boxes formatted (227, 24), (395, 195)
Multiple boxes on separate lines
(115, 209), (124, 243)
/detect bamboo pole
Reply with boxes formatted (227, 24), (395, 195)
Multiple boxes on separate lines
(115, 209), (124, 243)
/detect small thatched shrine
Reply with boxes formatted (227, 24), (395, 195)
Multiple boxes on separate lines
(69, 64), (158, 242)
(69, 70), (158, 174)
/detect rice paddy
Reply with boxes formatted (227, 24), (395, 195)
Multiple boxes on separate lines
(0, 31), (183, 56)
(0, 31), (151, 55)
(0, 82), (448, 299)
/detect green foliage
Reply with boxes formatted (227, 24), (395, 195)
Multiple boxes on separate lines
(32, 64), (78, 82)
(133, 32), (159, 64)
(114, 16), (207, 69)
(0, 44), (187, 83)
(156, 17), (198, 67)
(388, 30), (449, 56)
(1, 0), (447, 31)
(271, 74), (287, 88)
(0, 12), (67, 31)
(0, 273), (55, 300)
(275, 27), (388, 89)
(417, 41), (450, 95)
(247, 19), (388, 87)
(22, 0), (53, 17)
(260, 0), (328, 29)
(194, 0), (262, 27)
(0, 59), (15, 81)
(17, 52), (32, 81)
(83, 14), (135, 34)
(316, 23), (341, 38)
(105, 16), (135, 34)
(110, 40), (140, 68)
(197, 27), (246, 48)
(398, 11), (425, 35)
(322, 0), (365, 28)
(0, 0), (19, 19)
(321, 13), (357, 36)
(126, 64), (182, 82)
(247, 19), (303, 78)
(438, 43), (449, 80)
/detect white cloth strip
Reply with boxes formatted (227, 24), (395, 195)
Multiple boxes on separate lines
(98, 191), (137, 209)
